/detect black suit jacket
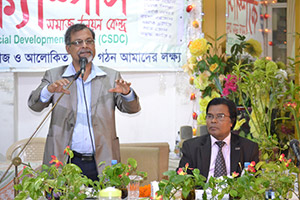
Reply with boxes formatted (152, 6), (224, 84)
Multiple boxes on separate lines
(178, 133), (259, 180)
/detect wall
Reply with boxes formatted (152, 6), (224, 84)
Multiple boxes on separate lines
(0, 70), (197, 160)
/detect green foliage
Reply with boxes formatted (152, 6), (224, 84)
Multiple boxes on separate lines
(97, 158), (147, 189)
(156, 165), (206, 200)
(231, 58), (292, 161)
(14, 162), (93, 200)
(202, 155), (299, 200)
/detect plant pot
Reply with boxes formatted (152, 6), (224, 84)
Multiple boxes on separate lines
(118, 187), (128, 199)
(182, 189), (195, 200)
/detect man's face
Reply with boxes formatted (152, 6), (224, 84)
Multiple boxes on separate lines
(65, 28), (95, 65)
(206, 104), (233, 141)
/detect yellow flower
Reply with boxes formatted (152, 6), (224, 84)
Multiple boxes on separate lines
(244, 38), (262, 58)
(197, 112), (206, 125)
(199, 95), (213, 111)
(189, 56), (197, 64)
(233, 118), (246, 130)
(182, 63), (195, 75)
(209, 63), (218, 72)
(218, 74), (225, 83)
(189, 38), (208, 57)
(194, 71), (211, 90)
(210, 90), (221, 99)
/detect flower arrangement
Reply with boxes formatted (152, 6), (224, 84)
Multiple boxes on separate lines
(156, 163), (206, 200)
(184, 34), (264, 127)
(14, 146), (93, 200)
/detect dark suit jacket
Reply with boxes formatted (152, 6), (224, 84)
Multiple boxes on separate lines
(178, 133), (259, 180)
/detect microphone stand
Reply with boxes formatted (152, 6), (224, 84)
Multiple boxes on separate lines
(0, 70), (81, 197)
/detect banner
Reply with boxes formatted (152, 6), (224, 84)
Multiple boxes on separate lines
(0, 0), (187, 71)
(226, 0), (264, 54)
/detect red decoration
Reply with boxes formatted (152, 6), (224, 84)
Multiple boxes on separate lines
(192, 112), (198, 120)
(268, 41), (273, 46)
(190, 93), (196, 100)
(264, 14), (269, 19)
(186, 5), (193, 12)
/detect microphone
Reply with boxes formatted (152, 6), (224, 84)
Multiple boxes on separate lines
(290, 139), (300, 162)
(79, 57), (88, 78)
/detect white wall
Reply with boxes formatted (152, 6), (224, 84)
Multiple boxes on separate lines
(0, 70), (196, 160)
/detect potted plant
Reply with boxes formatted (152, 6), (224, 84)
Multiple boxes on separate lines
(14, 146), (94, 200)
(156, 163), (206, 200)
(205, 154), (299, 199)
(96, 158), (147, 199)
(230, 58), (293, 161)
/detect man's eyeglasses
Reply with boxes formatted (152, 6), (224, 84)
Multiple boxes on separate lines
(205, 113), (230, 121)
(69, 39), (95, 47)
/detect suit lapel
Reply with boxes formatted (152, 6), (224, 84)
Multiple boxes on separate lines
(230, 134), (242, 174)
(199, 135), (211, 179)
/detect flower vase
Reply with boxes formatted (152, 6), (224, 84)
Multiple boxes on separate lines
(181, 189), (195, 200)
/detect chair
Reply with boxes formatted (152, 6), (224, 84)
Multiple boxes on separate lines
(6, 137), (46, 162)
(120, 142), (169, 185)
(195, 124), (208, 136)
(179, 125), (193, 148)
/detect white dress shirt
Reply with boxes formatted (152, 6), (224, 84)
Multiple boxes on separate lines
(40, 63), (135, 154)
(207, 133), (231, 180)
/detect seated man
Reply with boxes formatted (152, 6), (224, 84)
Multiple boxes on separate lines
(178, 98), (259, 180)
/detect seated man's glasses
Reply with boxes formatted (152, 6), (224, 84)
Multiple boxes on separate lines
(206, 113), (230, 121)
(69, 39), (95, 47)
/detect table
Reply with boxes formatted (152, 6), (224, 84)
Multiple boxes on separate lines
(0, 160), (42, 200)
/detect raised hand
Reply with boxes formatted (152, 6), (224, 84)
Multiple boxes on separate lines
(108, 79), (131, 95)
(47, 78), (70, 94)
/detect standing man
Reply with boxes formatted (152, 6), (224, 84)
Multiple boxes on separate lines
(28, 23), (141, 181)
(178, 98), (259, 180)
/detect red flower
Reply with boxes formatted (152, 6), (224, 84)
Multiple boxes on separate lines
(63, 146), (71, 156)
(185, 163), (189, 168)
(177, 168), (186, 175)
(279, 153), (286, 162)
(49, 155), (63, 168)
(232, 171), (239, 178)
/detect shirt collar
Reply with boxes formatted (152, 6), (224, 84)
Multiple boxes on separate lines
(210, 133), (231, 147)
(62, 63), (107, 80)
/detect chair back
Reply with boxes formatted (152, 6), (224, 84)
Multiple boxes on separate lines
(6, 137), (46, 162)
(180, 125), (193, 140)
(120, 142), (169, 186)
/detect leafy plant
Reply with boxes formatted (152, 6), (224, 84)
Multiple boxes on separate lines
(204, 154), (299, 200)
(156, 163), (206, 200)
(231, 58), (291, 160)
(14, 146), (94, 200)
(97, 158), (147, 190)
